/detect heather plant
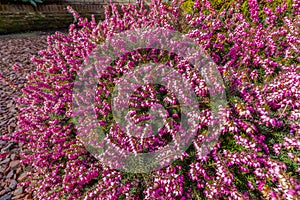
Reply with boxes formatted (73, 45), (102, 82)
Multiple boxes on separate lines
(1, 0), (300, 199)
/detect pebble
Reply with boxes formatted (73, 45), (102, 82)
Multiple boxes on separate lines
(13, 187), (23, 196)
(24, 194), (32, 200)
(9, 180), (17, 190)
(15, 168), (21, 175)
(9, 108), (16, 114)
(7, 119), (15, 125)
(0, 194), (12, 200)
(6, 170), (14, 179)
(0, 166), (6, 173)
(7, 127), (13, 135)
(8, 123), (16, 129)
(6, 102), (13, 108)
(9, 155), (15, 161)
(17, 172), (27, 182)
(0, 159), (10, 165)
(9, 161), (19, 169)
(4, 188), (10, 193)
(2, 144), (14, 152)
(12, 194), (25, 200)
(0, 121), (7, 126)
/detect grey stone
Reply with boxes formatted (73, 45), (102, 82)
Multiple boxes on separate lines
(7, 118), (15, 125)
(0, 158), (10, 165)
(0, 194), (12, 200)
(13, 187), (23, 196)
(4, 188), (10, 193)
(6, 102), (13, 108)
(9, 180), (17, 190)
(6, 170), (14, 179)
(0, 121), (7, 127)
(2, 143), (13, 151)
(9, 154), (15, 161)
(0, 165), (6, 173)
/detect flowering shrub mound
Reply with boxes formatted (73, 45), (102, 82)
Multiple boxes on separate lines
(3, 0), (300, 199)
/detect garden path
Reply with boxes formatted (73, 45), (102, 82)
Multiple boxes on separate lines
(0, 31), (53, 200)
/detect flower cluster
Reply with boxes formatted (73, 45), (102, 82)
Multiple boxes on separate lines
(2, 0), (299, 199)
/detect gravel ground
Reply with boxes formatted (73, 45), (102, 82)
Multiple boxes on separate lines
(0, 32), (51, 200)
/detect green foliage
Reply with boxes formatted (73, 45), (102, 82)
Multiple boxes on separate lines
(181, 0), (195, 14)
(4, 0), (44, 6)
(180, 0), (294, 21)
(210, 0), (235, 13)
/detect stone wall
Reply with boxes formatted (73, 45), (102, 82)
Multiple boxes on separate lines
(0, 1), (133, 34)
